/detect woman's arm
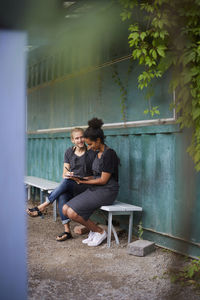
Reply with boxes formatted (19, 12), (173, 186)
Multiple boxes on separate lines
(73, 172), (111, 185)
(62, 163), (73, 178)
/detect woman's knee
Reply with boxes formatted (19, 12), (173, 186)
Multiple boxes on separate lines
(67, 207), (78, 220)
(62, 205), (77, 219)
(62, 204), (69, 216)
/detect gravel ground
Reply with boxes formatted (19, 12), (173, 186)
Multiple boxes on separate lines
(27, 201), (200, 300)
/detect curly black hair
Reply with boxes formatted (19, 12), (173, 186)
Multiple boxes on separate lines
(84, 117), (105, 143)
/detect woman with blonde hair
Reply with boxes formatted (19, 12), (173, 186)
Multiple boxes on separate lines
(27, 127), (96, 241)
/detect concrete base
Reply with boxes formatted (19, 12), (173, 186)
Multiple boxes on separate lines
(73, 225), (89, 235)
(127, 239), (155, 257)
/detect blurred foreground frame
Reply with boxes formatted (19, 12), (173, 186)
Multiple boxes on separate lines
(0, 1), (66, 299)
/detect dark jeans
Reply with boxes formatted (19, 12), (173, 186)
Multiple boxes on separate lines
(47, 179), (75, 224)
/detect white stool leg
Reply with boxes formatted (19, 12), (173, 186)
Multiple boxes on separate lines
(111, 224), (119, 245)
(128, 212), (133, 243)
(53, 199), (57, 221)
(40, 189), (43, 205)
(107, 212), (113, 248)
(27, 185), (30, 200)
(40, 189), (44, 219)
(33, 187), (36, 202)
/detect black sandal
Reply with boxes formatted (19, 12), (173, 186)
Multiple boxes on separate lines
(27, 206), (43, 217)
(56, 232), (72, 242)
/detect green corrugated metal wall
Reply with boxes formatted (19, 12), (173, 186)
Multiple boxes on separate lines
(26, 1), (200, 257)
(27, 60), (173, 132)
(27, 125), (200, 257)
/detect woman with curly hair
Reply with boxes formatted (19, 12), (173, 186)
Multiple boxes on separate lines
(62, 118), (120, 247)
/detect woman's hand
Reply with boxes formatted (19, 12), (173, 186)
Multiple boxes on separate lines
(74, 172), (111, 185)
(68, 176), (90, 184)
(70, 177), (81, 184)
(64, 171), (74, 178)
(83, 176), (94, 180)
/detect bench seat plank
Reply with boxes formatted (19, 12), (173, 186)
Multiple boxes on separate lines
(25, 176), (59, 220)
(24, 176), (59, 191)
(101, 201), (142, 212)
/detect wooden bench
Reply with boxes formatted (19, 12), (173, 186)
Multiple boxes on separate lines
(100, 201), (142, 248)
(25, 176), (59, 220)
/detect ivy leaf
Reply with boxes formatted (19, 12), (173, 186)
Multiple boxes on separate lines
(192, 108), (200, 120)
(152, 49), (157, 59)
(157, 45), (166, 57)
(182, 51), (196, 65)
(129, 32), (139, 40)
(190, 67), (199, 76)
(140, 32), (147, 40)
(129, 24), (139, 32)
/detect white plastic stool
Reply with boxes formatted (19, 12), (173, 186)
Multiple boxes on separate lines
(100, 201), (142, 248)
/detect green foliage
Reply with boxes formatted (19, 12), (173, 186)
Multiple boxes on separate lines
(144, 105), (160, 117)
(138, 221), (143, 239)
(118, 0), (200, 171)
(170, 257), (200, 289)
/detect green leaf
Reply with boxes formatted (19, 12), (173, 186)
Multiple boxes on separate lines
(129, 24), (139, 32)
(152, 49), (157, 59)
(132, 49), (142, 59)
(192, 108), (200, 120)
(157, 45), (166, 57)
(132, 32), (140, 40)
(188, 267), (195, 278)
(140, 32), (147, 41)
(190, 67), (199, 76)
(160, 30), (169, 39)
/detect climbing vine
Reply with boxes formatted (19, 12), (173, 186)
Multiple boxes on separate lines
(118, 0), (200, 171)
(143, 84), (160, 117)
(112, 60), (134, 122)
(112, 64), (128, 122)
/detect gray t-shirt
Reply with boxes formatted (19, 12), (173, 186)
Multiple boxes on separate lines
(64, 147), (96, 177)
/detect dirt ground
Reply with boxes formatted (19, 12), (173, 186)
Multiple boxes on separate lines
(27, 201), (200, 300)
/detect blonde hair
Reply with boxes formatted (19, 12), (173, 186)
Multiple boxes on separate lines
(70, 127), (84, 139)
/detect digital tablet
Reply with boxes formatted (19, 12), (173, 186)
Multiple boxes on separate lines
(66, 175), (88, 180)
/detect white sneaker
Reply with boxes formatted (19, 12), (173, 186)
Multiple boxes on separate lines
(82, 231), (95, 244)
(87, 231), (107, 247)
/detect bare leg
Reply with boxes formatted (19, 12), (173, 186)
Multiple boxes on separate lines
(26, 201), (50, 217)
(63, 223), (71, 233)
(37, 201), (50, 212)
(62, 205), (104, 233)
(56, 222), (72, 241)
